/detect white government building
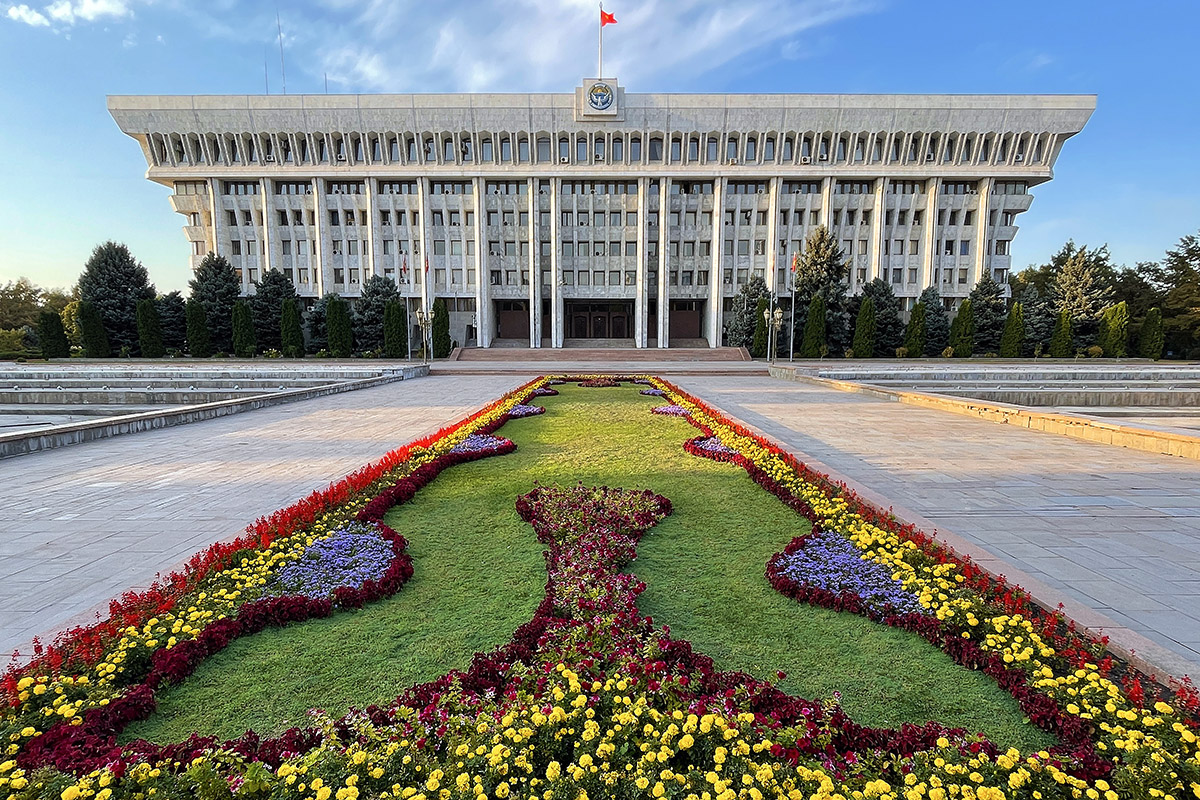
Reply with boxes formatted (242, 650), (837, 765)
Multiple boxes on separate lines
(109, 81), (1094, 348)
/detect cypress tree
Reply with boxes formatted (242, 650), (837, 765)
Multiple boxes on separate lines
(353, 275), (402, 352)
(185, 297), (212, 357)
(77, 241), (155, 355)
(431, 297), (452, 358)
(851, 279), (903, 356)
(188, 252), (241, 353)
(727, 276), (771, 348)
(999, 302), (1025, 358)
(851, 297), (876, 358)
(281, 298), (305, 358)
(903, 302), (926, 358)
(1049, 310), (1073, 357)
(326, 296), (353, 357)
(949, 299), (974, 357)
(967, 274), (1006, 354)
(1018, 283), (1054, 357)
(1098, 301), (1129, 357)
(383, 300), (408, 359)
(799, 295), (826, 358)
(249, 269), (298, 352)
(156, 291), (187, 353)
(305, 293), (339, 353)
(918, 286), (950, 356)
(136, 297), (165, 358)
(750, 298), (768, 358)
(1139, 307), (1164, 360)
(77, 301), (110, 358)
(232, 300), (256, 357)
(37, 311), (71, 358)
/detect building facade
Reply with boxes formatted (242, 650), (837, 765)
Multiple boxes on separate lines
(109, 84), (1094, 348)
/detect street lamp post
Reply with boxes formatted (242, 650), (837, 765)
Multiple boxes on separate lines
(415, 308), (432, 365)
(788, 275), (797, 362)
(763, 303), (784, 365)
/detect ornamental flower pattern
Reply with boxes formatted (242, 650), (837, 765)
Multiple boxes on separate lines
(507, 404), (545, 418)
(263, 523), (396, 600)
(774, 531), (927, 617)
(651, 404), (690, 416)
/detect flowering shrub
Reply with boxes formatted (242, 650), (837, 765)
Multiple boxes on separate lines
(506, 404), (545, 419)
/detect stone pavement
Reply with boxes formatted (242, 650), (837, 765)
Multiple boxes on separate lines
(675, 375), (1200, 678)
(0, 374), (527, 662)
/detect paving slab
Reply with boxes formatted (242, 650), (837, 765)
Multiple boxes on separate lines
(0, 374), (527, 664)
(675, 375), (1200, 679)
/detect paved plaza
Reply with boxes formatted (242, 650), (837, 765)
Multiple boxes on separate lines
(674, 375), (1200, 678)
(0, 374), (526, 661)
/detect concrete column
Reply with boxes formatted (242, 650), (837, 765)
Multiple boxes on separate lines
(259, 178), (272, 275)
(312, 178), (326, 297)
(921, 178), (940, 293)
(207, 177), (220, 259)
(658, 178), (670, 348)
(636, 178), (649, 346)
(819, 176), (833, 228)
(473, 177), (489, 347)
(870, 177), (886, 283)
(708, 178), (724, 347)
(765, 177), (779, 296)
(633, 181), (647, 348)
(550, 179), (563, 348)
(364, 178), (377, 279)
(974, 177), (993, 290)
(417, 178), (430, 312)
(527, 177), (539, 348)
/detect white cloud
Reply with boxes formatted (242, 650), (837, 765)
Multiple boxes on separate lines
(121, 30), (134, 47)
(45, 0), (132, 26)
(5, 4), (50, 26)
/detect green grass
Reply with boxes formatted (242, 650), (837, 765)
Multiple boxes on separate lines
(126, 384), (1055, 752)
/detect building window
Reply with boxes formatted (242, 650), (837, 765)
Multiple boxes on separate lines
(995, 240), (1011, 255)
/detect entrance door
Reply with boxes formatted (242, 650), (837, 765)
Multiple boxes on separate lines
(590, 314), (608, 338)
(610, 314), (628, 339)
(571, 315), (588, 338)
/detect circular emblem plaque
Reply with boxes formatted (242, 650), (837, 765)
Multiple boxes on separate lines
(587, 82), (614, 111)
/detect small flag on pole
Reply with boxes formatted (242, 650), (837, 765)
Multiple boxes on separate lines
(402, 256), (408, 273)
(424, 256), (430, 274)
(601, 8), (616, 25)
(791, 252), (798, 272)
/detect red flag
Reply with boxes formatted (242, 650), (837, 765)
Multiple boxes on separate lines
(600, 9), (616, 26)
(424, 256), (430, 274)
(402, 256), (408, 273)
(791, 252), (798, 272)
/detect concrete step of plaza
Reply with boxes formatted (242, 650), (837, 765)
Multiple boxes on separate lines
(453, 346), (750, 362)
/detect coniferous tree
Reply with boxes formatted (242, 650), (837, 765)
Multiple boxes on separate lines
(1018, 284), (1054, 357)
(185, 297), (212, 357)
(431, 297), (452, 358)
(77, 300), (111, 358)
(326, 296), (353, 357)
(1097, 301), (1129, 357)
(231, 300), (256, 357)
(188, 252), (241, 353)
(948, 299), (974, 357)
(849, 279), (902, 357)
(383, 300), (408, 358)
(60, 300), (83, 347)
(156, 291), (187, 353)
(793, 227), (850, 354)
(353, 275), (402, 352)
(281, 299), (305, 358)
(136, 298), (165, 358)
(851, 297), (876, 358)
(1049, 310), (1073, 357)
(305, 293), (339, 353)
(37, 311), (70, 358)
(967, 274), (1006, 354)
(903, 302), (926, 358)
(1054, 246), (1113, 349)
(999, 302), (1025, 358)
(77, 241), (155, 355)
(799, 295), (826, 358)
(1139, 307), (1164, 360)
(918, 287), (950, 357)
(750, 298), (769, 358)
(725, 276), (770, 348)
(249, 269), (298, 352)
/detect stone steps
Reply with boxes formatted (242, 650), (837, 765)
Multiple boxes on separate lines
(454, 347), (749, 362)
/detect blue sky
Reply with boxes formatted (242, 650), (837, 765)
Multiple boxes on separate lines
(1, 0), (1197, 294)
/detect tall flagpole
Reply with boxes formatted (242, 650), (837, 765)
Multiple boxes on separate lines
(598, 3), (603, 77)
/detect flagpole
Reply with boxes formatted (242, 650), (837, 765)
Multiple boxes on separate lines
(598, 2), (603, 77)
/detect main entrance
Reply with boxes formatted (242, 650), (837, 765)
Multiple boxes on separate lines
(565, 301), (633, 339)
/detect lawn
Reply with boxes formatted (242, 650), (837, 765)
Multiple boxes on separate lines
(127, 383), (1053, 752)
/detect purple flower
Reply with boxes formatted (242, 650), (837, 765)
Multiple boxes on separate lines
(777, 531), (926, 617)
(266, 523), (394, 600)
(508, 404), (546, 418)
(651, 404), (689, 417)
(451, 433), (512, 455)
(693, 436), (736, 455)
(640, 388), (665, 396)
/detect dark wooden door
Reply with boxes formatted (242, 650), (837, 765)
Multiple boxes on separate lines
(590, 314), (608, 338)
(611, 314), (628, 338)
(572, 315), (588, 337)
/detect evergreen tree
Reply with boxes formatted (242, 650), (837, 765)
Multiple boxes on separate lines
(1163, 280), (1200, 359)
(231, 300), (256, 357)
(77, 300), (110, 358)
(903, 302), (926, 358)
(305, 293), (339, 353)
(799, 295), (826, 358)
(725, 275), (770, 348)
(185, 297), (212, 357)
(60, 300), (82, 347)
(188, 252), (241, 353)
(37, 311), (70, 358)
(383, 300), (408, 359)
(1018, 284), (1054, 357)
(999, 302), (1025, 358)
(793, 227), (850, 354)
(851, 297), (876, 358)
(136, 298), (165, 358)
(1097, 301), (1129, 357)
(1054, 246), (1113, 348)
(432, 297), (452, 358)
(249, 269), (298, 352)
(353, 275), (402, 352)
(326, 296), (353, 357)
(1139, 307), (1164, 360)
(156, 291), (187, 353)
(281, 299), (305, 358)
(1048, 310), (1073, 357)
(948, 299), (974, 358)
(849, 279), (902, 357)
(918, 287), (950, 357)
(77, 241), (155, 355)
(967, 274), (1006, 354)
(750, 298), (769, 358)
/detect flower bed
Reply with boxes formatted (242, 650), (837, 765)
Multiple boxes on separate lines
(651, 404), (690, 416)
(506, 404), (545, 419)
(532, 386), (559, 397)
(640, 387), (665, 396)
(2, 375), (1198, 800)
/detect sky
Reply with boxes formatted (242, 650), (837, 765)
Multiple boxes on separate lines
(0, 0), (1197, 294)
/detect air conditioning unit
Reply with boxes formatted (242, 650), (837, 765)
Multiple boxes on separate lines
(800, 156), (812, 164)
(729, 158), (738, 166)
(1014, 154), (1025, 162)
(264, 155), (275, 163)
(966, 189), (978, 195)
(560, 156), (570, 164)
(336, 155), (347, 162)
(818, 154), (829, 161)
(925, 155), (935, 162)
